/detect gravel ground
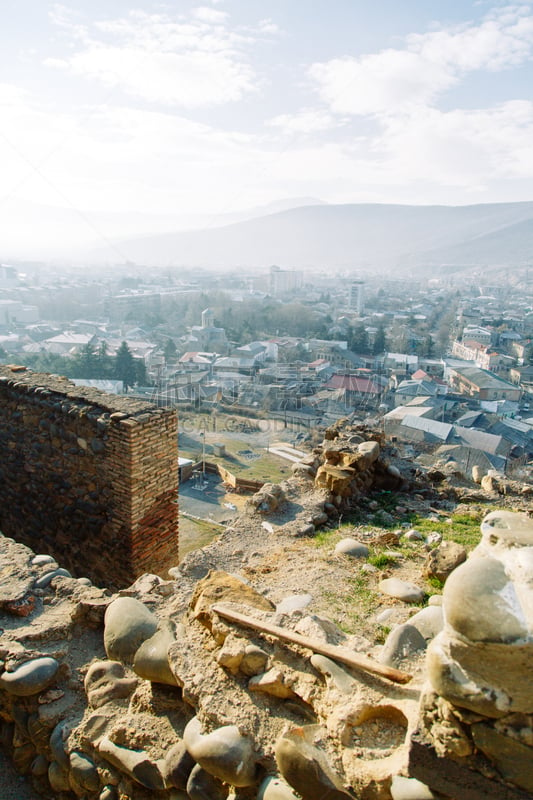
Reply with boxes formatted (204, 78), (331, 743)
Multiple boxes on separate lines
(0, 749), (42, 799)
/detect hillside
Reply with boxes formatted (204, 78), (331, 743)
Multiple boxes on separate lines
(108, 201), (533, 272)
(1, 420), (532, 799)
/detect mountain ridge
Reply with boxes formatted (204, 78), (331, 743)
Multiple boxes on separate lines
(96, 200), (533, 272)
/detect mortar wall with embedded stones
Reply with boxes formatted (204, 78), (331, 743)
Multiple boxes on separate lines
(0, 366), (178, 588)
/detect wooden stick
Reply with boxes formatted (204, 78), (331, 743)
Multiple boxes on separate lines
(212, 603), (412, 685)
(429, 507), (451, 517)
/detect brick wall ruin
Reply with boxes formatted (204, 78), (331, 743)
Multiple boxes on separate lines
(0, 366), (178, 588)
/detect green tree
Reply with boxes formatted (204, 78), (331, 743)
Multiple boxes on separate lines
(163, 338), (177, 364)
(74, 343), (98, 378)
(135, 358), (147, 386)
(114, 341), (137, 391)
(96, 341), (113, 378)
(373, 324), (387, 355)
(348, 323), (370, 354)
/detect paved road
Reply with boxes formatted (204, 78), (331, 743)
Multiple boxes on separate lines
(179, 473), (238, 524)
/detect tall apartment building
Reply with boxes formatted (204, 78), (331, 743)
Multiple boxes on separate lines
(269, 266), (303, 296)
(349, 280), (365, 314)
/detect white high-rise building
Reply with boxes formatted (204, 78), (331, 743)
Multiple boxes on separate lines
(269, 265), (303, 296)
(349, 281), (365, 313)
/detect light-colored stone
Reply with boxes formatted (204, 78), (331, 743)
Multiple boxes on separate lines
(84, 660), (137, 708)
(98, 736), (165, 790)
(216, 634), (246, 674)
(480, 508), (533, 548)
(0, 657), (59, 696)
(481, 474), (499, 493)
(379, 578), (425, 604)
(425, 541), (466, 583)
(240, 644), (269, 677)
(257, 774), (301, 799)
(276, 594), (313, 613)
(183, 717), (257, 787)
(428, 594), (442, 606)
(31, 554), (56, 566)
(34, 568), (72, 589)
(357, 440), (380, 468)
(249, 668), (297, 699)
(471, 722), (533, 793)
(472, 465), (485, 484)
(69, 751), (100, 794)
(378, 624), (427, 666)
(103, 597), (158, 664)
(334, 538), (369, 558)
(404, 529), (424, 542)
(275, 726), (354, 800)
(443, 557), (528, 643)
(408, 605), (444, 640)
(190, 570), (275, 630)
(310, 654), (354, 694)
(390, 775), (435, 799)
(427, 630), (533, 717)
(132, 620), (178, 685)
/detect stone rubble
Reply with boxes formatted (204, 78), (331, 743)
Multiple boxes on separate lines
(420, 509), (533, 795)
(0, 424), (532, 800)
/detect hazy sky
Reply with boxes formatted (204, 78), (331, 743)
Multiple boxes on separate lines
(2, 1), (533, 255)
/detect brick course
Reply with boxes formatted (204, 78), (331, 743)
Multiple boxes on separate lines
(0, 366), (178, 588)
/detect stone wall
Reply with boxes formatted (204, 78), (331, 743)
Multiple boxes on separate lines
(0, 366), (178, 588)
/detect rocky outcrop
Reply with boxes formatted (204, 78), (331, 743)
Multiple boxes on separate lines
(419, 510), (533, 794)
(0, 532), (424, 800)
(1, 417), (530, 800)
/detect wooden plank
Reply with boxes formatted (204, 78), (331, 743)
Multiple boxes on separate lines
(212, 603), (412, 685)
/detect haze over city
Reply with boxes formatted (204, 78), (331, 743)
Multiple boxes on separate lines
(3, 0), (533, 260)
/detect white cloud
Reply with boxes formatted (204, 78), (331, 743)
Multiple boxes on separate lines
(0, 84), (261, 218)
(46, 8), (263, 108)
(310, 50), (452, 115)
(311, 5), (533, 116)
(409, 10), (533, 71)
(257, 19), (281, 36)
(374, 101), (533, 188)
(3, 78), (533, 225)
(191, 6), (228, 24)
(268, 108), (339, 134)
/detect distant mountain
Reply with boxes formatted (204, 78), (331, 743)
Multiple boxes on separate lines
(98, 201), (533, 272)
(1, 196), (324, 262)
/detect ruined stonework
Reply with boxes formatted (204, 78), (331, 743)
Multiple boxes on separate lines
(413, 510), (533, 799)
(0, 366), (178, 587)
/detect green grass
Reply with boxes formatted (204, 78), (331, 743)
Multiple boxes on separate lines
(178, 431), (289, 483)
(372, 490), (402, 513)
(375, 625), (391, 644)
(427, 576), (445, 592)
(368, 552), (398, 568)
(312, 521), (357, 548)
(179, 516), (222, 558)
(321, 573), (380, 635)
(405, 509), (485, 552)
